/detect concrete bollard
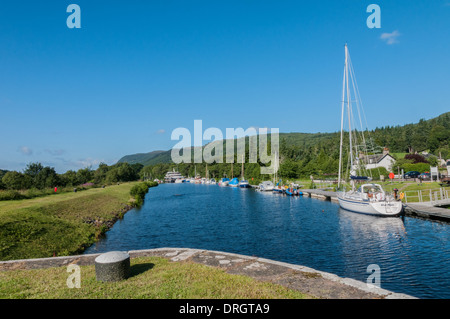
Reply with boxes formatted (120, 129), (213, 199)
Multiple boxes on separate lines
(95, 251), (130, 282)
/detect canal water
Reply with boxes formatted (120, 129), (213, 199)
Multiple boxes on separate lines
(85, 183), (450, 299)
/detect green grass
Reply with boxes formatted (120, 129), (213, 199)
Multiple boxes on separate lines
(0, 182), (140, 261)
(390, 152), (407, 160)
(0, 256), (311, 299)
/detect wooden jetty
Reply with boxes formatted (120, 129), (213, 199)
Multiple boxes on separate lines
(301, 189), (339, 203)
(403, 203), (450, 223)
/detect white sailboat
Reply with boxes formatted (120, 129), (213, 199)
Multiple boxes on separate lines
(259, 181), (274, 191)
(239, 155), (250, 188)
(337, 44), (402, 217)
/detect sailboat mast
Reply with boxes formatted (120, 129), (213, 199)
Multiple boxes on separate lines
(241, 154), (244, 180)
(345, 45), (353, 172)
(273, 151), (278, 185)
(338, 45), (347, 188)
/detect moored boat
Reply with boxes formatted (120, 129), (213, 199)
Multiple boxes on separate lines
(259, 181), (274, 191)
(336, 44), (402, 217)
(219, 178), (230, 186)
(229, 177), (240, 187)
(239, 180), (250, 188)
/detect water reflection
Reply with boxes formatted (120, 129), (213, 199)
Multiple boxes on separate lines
(338, 208), (407, 239)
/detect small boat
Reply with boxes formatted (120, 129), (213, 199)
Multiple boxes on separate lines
(239, 155), (251, 188)
(229, 177), (240, 187)
(272, 180), (285, 193)
(174, 178), (184, 183)
(239, 180), (250, 188)
(272, 185), (284, 194)
(219, 178), (230, 186)
(209, 178), (216, 185)
(259, 181), (274, 191)
(285, 187), (297, 196)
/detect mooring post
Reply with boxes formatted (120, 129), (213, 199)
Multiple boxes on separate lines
(95, 251), (130, 282)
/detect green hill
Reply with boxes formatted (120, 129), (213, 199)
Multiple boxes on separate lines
(117, 112), (450, 179)
(117, 150), (171, 166)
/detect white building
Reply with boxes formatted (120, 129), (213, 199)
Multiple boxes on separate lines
(359, 148), (396, 171)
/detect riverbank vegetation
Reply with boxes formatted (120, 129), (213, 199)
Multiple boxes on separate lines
(0, 256), (310, 299)
(130, 181), (159, 206)
(0, 182), (159, 261)
(0, 162), (144, 201)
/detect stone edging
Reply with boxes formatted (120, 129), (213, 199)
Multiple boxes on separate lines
(0, 247), (417, 299)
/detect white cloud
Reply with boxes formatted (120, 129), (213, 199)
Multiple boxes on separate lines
(380, 30), (401, 45)
(75, 158), (104, 169)
(156, 129), (166, 134)
(18, 146), (33, 155)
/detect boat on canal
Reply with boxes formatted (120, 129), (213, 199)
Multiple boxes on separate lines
(219, 178), (230, 186)
(336, 44), (402, 217)
(259, 181), (274, 191)
(229, 177), (240, 187)
(239, 155), (250, 188)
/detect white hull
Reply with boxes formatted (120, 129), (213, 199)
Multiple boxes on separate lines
(239, 181), (250, 188)
(259, 181), (274, 191)
(338, 193), (403, 217)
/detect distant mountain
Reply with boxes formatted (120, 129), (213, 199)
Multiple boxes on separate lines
(117, 150), (171, 166)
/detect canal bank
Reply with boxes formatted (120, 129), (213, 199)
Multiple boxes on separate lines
(0, 247), (415, 299)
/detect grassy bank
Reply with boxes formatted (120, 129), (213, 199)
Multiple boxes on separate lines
(0, 256), (310, 299)
(0, 182), (153, 261)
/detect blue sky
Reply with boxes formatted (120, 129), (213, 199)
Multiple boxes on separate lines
(1, 1), (449, 173)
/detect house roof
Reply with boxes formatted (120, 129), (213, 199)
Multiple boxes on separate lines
(360, 153), (395, 165)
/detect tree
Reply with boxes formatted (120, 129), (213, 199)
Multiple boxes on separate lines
(2, 171), (32, 190)
(24, 162), (44, 179)
(77, 167), (93, 184)
(105, 168), (120, 184)
(93, 163), (109, 184)
(34, 167), (59, 189)
(61, 170), (78, 186)
(117, 163), (137, 181)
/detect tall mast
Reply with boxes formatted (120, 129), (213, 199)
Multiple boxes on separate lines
(274, 150), (278, 185)
(346, 45), (353, 173)
(241, 154), (244, 180)
(338, 44), (347, 188)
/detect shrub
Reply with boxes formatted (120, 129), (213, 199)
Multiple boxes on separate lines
(0, 190), (26, 201)
(129, 181), (158, 207)
(404, 154), (429, 164)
